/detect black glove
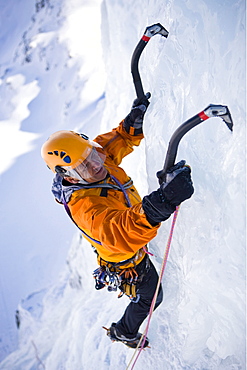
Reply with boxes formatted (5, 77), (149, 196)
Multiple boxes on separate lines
(161, 160), (194, 206)
(123, 93), (150, 135)
(142, 160), (194, 226)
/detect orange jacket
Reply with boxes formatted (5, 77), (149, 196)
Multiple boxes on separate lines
(67, 120), (160, 264)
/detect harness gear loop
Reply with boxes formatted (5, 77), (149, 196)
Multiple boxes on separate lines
(119, 267), (139, 298)
(119, 267), (138, 281)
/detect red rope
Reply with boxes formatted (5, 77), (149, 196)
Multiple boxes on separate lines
(127, 206), (180, 369)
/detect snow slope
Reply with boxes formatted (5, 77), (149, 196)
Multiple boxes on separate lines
(0, 0), (105, 361)
(0, 0), (246, 369)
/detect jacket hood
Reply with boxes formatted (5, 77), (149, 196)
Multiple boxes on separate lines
(51, 174), (86, 203)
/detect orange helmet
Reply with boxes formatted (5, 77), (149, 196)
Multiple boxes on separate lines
(41, 130), (102, 173)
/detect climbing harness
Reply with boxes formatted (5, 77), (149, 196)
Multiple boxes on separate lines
(93, 251), (149, 299)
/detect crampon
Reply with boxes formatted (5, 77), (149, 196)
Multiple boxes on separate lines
(103, 324), (150, 349)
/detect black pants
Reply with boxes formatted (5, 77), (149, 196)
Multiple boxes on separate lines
(116, 255), (163, 338)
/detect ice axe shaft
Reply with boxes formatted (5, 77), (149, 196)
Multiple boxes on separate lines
(157, 104), (234, 184)
(131, 23), (169, 99)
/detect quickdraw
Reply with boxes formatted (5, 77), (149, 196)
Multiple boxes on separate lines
(93, 253), (150, 299)
(93, 264), (140, 298)
(93, 266), (122, 292)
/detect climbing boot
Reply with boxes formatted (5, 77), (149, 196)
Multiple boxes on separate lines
(104, 323), (149, 349)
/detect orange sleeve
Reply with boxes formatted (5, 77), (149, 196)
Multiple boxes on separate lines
(94, 120), (144, 166)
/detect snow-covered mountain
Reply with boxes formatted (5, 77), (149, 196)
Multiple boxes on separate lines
(0, 0), (245, 369)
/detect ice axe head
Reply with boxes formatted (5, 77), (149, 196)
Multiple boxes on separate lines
(144, 23), (169, 38)
(204, 104), (233, 131)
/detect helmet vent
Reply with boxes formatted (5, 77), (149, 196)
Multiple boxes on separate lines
(79, 133), (89, 140)
(46, 150), (71, 164)
(63, 155), (71, 164)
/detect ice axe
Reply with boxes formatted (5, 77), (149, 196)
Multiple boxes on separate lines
(131, 23), (169, 99)
(130, 25), (233, 183)
(156, 104), (234, 183)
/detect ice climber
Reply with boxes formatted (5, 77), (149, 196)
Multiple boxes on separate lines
(41, 96), (194, 348)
